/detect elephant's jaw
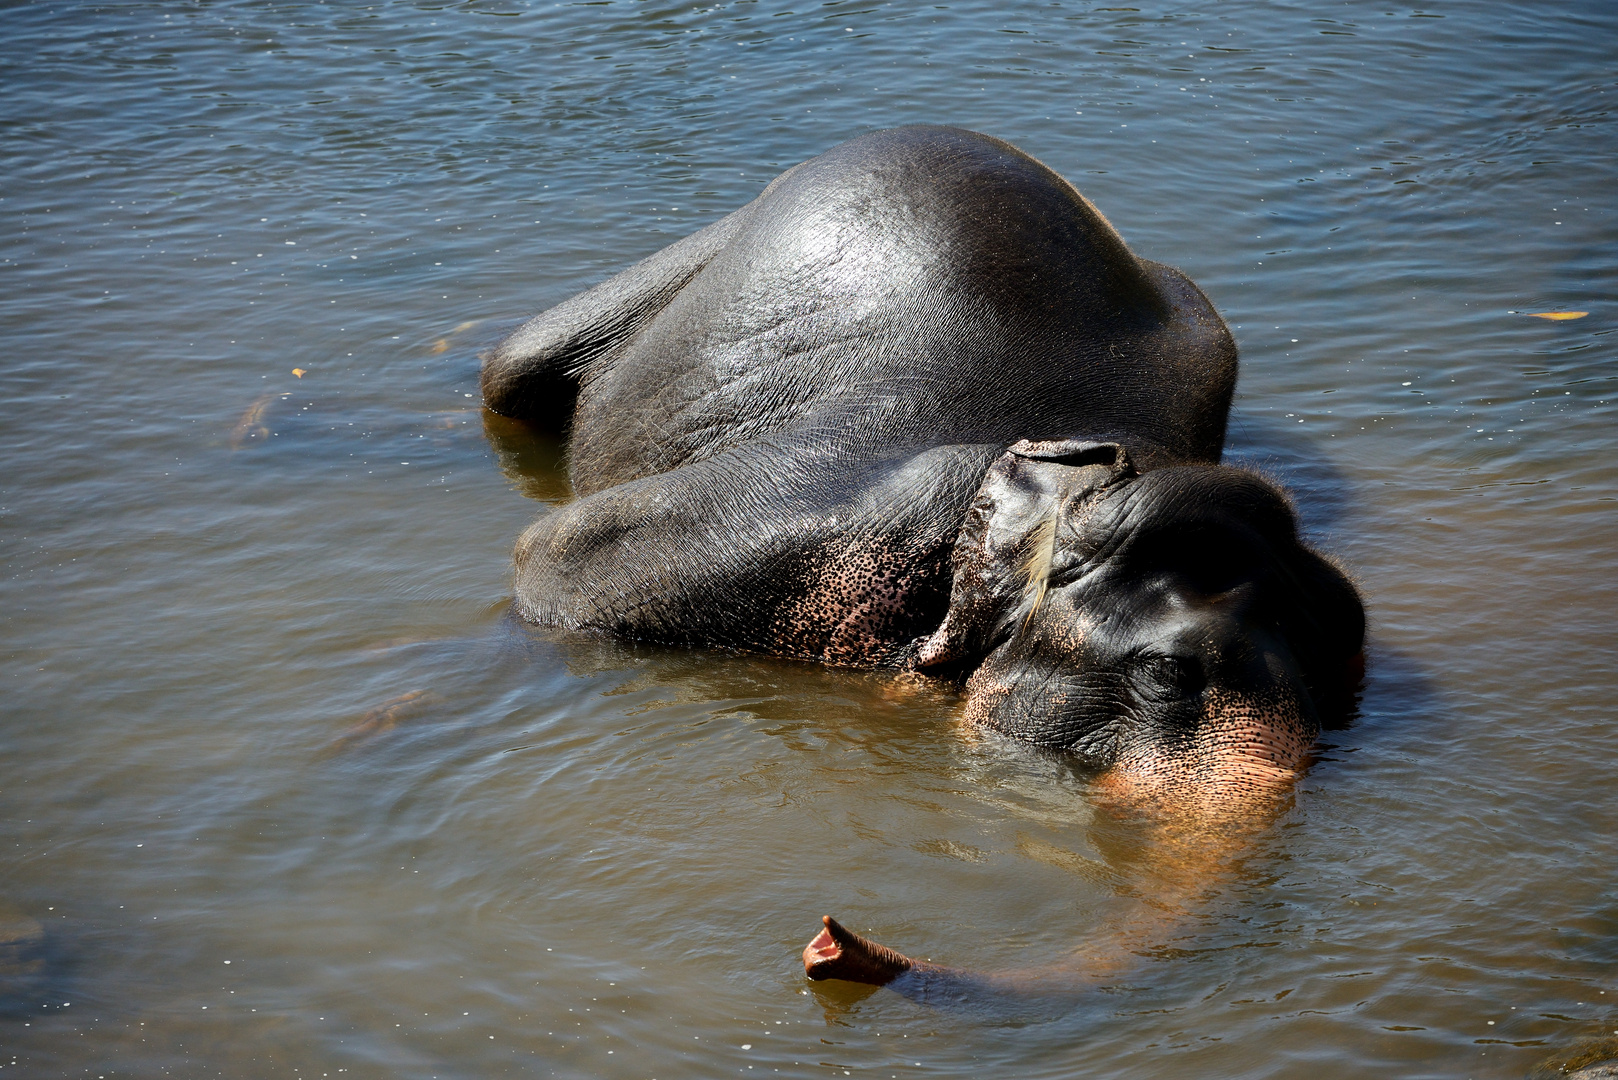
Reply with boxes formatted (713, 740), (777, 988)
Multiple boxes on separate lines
(1095, 687), (1317, 812)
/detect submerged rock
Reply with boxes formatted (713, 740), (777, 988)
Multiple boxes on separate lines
(1530, 1036), (1618, 1080)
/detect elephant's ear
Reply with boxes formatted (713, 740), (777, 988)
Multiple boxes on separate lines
(912, 440), (1135, 670)
(1277, 545), (1366, 723)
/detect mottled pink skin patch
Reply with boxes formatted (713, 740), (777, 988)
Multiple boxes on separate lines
(769, 539), (949, 667)
(1098, 687), (1314, 813)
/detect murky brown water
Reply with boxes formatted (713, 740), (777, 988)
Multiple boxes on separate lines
(2, 2), (1615, 1077)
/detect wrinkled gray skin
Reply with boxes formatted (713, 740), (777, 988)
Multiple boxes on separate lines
(483, 125), (1364, 815)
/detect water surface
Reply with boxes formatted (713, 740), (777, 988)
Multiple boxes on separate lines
(2, 1), (1615, 1077)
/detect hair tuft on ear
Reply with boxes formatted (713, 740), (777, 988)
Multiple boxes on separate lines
(1019, 512), (1060, 633)
(908, 439), (1135, 671)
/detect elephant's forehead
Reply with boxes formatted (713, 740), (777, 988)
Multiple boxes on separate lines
(1063, 571), (1235, 644)
(1075, 468), (1295, 559)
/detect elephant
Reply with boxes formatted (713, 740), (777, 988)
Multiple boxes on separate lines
(481, 125), (1365, 992)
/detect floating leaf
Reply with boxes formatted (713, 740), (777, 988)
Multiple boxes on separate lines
(431, 339), (450, 354)
(1525, 311), (1588, 320)
(292, 367), (306, 377)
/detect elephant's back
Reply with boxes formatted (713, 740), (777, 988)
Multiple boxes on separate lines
(570, 126), (1230, 493)
(726, 125), (1163, 321)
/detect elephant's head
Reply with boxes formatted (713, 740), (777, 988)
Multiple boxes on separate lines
(916, 439), (1364, 811)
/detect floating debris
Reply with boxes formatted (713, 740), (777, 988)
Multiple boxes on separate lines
(229, 391), (277, 449)
(321, 689), (442, 756)
(430, 320), (481, 354)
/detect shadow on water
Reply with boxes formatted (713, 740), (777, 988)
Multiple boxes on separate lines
(0, 902), (53, 1017)
(481, 409), (573, 503)
(1225, 411), (1451, 739)
(0, 901), (101, 1021)
(1224, 410), (1359, 537)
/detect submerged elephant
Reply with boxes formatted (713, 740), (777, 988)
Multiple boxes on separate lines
(482, 125), (1364, 989)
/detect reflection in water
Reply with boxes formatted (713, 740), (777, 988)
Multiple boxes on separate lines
(2, 0), (1615, 1076)
(483, 409), (572, 504)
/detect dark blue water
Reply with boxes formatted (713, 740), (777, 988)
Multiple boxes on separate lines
(2, 2), (1614, 1077)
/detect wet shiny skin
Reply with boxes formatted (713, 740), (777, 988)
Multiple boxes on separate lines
(2, 2), (1616, 1078)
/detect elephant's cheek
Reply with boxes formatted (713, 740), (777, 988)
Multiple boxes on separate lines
(1100, 688), (1316, 811)
(958, 669), (1014, 728)
(956, 660), (1059, 736)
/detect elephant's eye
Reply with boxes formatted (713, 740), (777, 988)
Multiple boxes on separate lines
(1135, 654), (1205, 700)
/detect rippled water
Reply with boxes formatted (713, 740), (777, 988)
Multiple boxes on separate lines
(2, 1), (1614, 1077)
